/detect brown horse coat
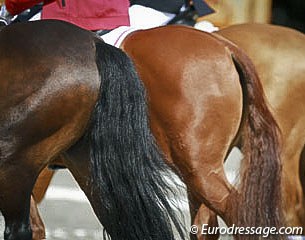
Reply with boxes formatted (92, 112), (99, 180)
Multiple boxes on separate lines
(121, 25), (284, 240)
(218, 23), (305, 228)
(0, 20), (188, 240)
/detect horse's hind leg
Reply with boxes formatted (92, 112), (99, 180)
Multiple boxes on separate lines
(26, 167), (55, 240)
(0, 163), (38, 240)
(298, 145), (305, 227)
(184, 157), (237, 226)
(29, 166), (57, 240)
(30, 195), (46, 240)
(147, 68), (242, 237)
(188, 195), (219, 240)
(282, 144), (305, 228)
(32, 167), (55, 203)
(163, 108), (241, 233)
(1, 147), (74, 240)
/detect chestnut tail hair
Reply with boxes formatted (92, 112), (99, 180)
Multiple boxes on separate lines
(232, 45), (284, 239)
(214, 34), (285, 240)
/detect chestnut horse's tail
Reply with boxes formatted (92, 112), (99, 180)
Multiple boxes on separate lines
(220, 38), (285, 238)
(87, 40), (186, 240)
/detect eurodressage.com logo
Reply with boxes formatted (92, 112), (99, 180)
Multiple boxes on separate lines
(190, 224), (304, 238)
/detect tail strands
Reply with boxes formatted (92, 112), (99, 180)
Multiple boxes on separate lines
(88, 41), (186, 240)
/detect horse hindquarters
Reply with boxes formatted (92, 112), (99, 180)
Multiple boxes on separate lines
(0, 21), (101, 240)
(121, 26), (284, 240)
(192, 34), (285, 239)
(218, 24), (305, 231)
(121, 26), (243, 236)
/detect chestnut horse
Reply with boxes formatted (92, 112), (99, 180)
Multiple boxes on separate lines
(0, 20), (186, 240)
(217, 23), (305, 229)
(0, 21), (283, 239)
(181, 23), (305, 239)
(121, 25), (284, 240)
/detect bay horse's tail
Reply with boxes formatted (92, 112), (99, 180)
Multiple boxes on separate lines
(216, 37), (285, 238)
(88, 40), (186, 240)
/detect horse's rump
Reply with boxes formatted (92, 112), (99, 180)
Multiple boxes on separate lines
(122, 25), (284, 239)
(0, 20), (186, 240)
(218, 23), (305, 228)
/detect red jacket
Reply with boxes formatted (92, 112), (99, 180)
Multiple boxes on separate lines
(5, 0), (54, 15)
(5, 0), (130, 30)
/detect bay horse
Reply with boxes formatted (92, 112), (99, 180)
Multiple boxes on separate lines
(0, 20), (186, 240)
(0, 21), (283, 239)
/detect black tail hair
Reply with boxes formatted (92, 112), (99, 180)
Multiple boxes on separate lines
(88, 40), (186, 240)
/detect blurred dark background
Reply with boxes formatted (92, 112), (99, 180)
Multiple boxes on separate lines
(272, 0), (305, 33)
(200, 0), (304, 33)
